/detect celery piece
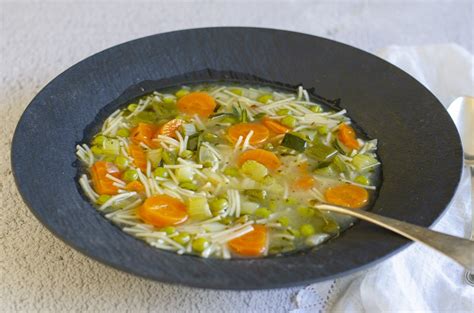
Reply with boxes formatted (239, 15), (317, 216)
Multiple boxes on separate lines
(306, 142), (337, 162)
(352, 154), (379, 172)
(240, 160), (268, 181)
(187, 197), (212, 221)
(147, 148), (162, 168)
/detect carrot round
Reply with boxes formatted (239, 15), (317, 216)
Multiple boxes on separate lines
(90, 161), (121, 195)
(229, 225), (268, 257)
(129, 143), (147, 171)
(262, 117), (290, 134)
(228, 123), (270, 145)
(130, 123), (158, 148)
(177, 92), (216, 117)
(157, 119), (184, 138)
(325, 184), (368, 208)
(293, 175), (315, 190)
(138, 195), (188, 227)
(125, 181), (145, 193)
(338, 124), (359, 150)
(238, 149), (281, 170)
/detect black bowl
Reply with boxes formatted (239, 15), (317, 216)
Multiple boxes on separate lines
(11, 27), (462, 290)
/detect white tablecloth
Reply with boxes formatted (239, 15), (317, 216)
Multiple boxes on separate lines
(1, 1), (473, 312)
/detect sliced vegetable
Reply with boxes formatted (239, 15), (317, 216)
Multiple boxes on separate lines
(314, 165), (338, 177)
(306, 141), (337, 161)
(281, 116), (297, 128)
(324, 184), (369, 208)
(227, 123), (270, 145)
(122, 169), (138, 182)
(157, 119), (185, 138)
(243, 189), (267, 201)
(192, 238), (210, 253)
(351, 154), (379, 171)
(229, 225), (268, 257)
(187, 197), (212, 221)
(125, 181), (145, 193)
(177, 92), (216, 117)
(257, 94), (272, 104)
(100, 138), (120, 155)
(262, 117), (290, 134)
(337, 124), (359, 150)
(180, 123), (197, 136)
(129, 143), (147, 171)
(209, 198), (229, 216)
(90, 161), (121, 195)
(240, 160), (268, 181)
(147, 148), (162, 168)
(238, 149), (281, 170)
(138, 195), (188, 227)
(186, 133), (200, 151)
(281, 133), (307, 152)
(130, 123), (158, 148)
(176, 167), (194, 183)
(292, 175), (315, 190)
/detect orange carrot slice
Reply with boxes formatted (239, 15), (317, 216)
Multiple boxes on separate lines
(337, 124), (359, 150)
(325, 184), (368, 208)
(90, 161), (121, 195)
(177, 92), (216, 117)
(130, 123), (158, 148)
(138, 195), (188, 227)
(157, 119), (184, 138)
(262, 117), (290, 134)
(129, 143), (147, 171)
(293, 175), (315, 190)
(238, 149), (281, 170)
(229, 225), (268, 257)
(228, 123), (270, 145)
(125, 181), (145, 193)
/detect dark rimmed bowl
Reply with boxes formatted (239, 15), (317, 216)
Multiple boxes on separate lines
(11, 27), (462, 290)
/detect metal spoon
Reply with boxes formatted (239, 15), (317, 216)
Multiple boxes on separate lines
(315, 204), (474, 272)
(448, 96), (474, 284)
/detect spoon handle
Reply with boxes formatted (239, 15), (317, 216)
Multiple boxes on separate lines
(316, 204), (474, 271)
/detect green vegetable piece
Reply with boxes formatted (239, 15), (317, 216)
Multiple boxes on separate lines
(257, 94), (273, 104)
(276, 108), (290, 116)
(162, 150), (177, 165)
(187, 197), (212, 220)
(176, 167), (194, 183)
(192, 238), (210, 253)
(316, 125), (328, 135)
(281, 116), (297, 128)
(253, 112), (266, 120)
(198, 145), (219, 168)
(114, 155), (129, 170)
(202, 132), (219, 143)
(254, 207), (271, 219)
(153, 167), (168, 178)
(300, 224), (316, 237)
(223, 167), (239, 177)
(174, 232), (190, 245)
(285, 197), (298, 205)
(175, 89), (189, 98)
(180, 150), (194, 159)
(309, 105), (323, 113)
(219, 217), (233, 225)
(220, 116), (238, 124)
(116, 128), (130, 137)
(162, 226), (176, 235)
(240, 160), (268, 181)
(150, 99), (178, 120)
(186, 133), (200, 151)
(92, 135), (106, 145)
(91, 145), (103, 155)
(101, 138), (120, 155)
(354, 175), (369, 185)
(122, 169), (138, 182)
(162, 96), (176, 105)
(243, 189), (267, 201)
(147, 148), (162, 168)
(209, 198), (229, 216)
(261, 175), (275, 186)
(268, 200), (277, 210)
(180, 182), (198, 191)
(306, 142), (337, 161)
(180, 123), (197, 136)
(323, 220), (340, 234)
(332, 155), (349, 174)
(230, 88), (243, 96)
(313, 165), (338, 177)
(351, 154), (379, 172)
(96, 194), (111, 205)
(277, 216), (290, 227)
(297, 207), (315, 218)
(287, 228), (301, 238)
(281, 133), (307, 152)
(127, 103), (138, 112)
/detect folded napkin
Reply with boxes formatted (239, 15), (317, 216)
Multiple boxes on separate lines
(292, 44), (474, 313)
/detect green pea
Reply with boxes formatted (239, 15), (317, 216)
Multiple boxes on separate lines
(219, 217), (233, 225)
(153, 167), (168, 178)
(116, 128), (130, 137)
(91, 145), (103, 155)
(202, 161), (213, 168)
(277, 216), (290, 227)
(209, 198), (228, 215)
(257, 94), (273, 104)
(254, 207), (271, 219)
(297, 207), (315, 217)
(300, 224), (316, 237)
(180, 150), (194, 159)
(162, 226), (176, 235)
(316, 125), (328, 135)
(180, 182), (198, 191)
(175, 89), (189, 98)
(354, 175), (369, 185)
(276, 108), (290, 116)
(223, 167), (239, 177)
(103, 156), (115, 162)
(123, 169), (138, 182)
(96, 194), (111, 205)
(310, 105), (323, 113)
(127, 103), (138, 112)
(230, 88), (243, 96)
(92, 135), (106, 145)
(192, 238), (210, 252)
(162, 150), (177, 165)
(244, 189), (267, 202)
(281, 116), (297, 128)
(174, 232), (190, 245)
(163, 96), (175, 105)
(114, 155), (129, 170)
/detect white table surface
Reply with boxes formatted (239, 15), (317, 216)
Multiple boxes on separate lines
(1, 1), (472, 312)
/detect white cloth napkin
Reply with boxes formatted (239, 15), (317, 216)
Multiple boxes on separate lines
(292, 44), (474, 313)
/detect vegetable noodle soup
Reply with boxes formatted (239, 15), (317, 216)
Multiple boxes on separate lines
(76, 84), (381, 258)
